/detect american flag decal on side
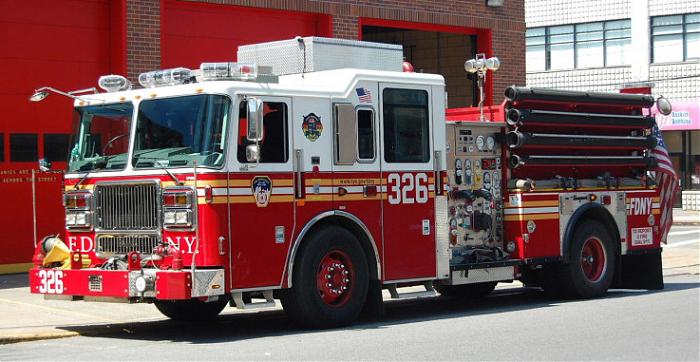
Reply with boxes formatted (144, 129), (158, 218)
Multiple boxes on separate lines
(356, 88), (372, 103)
(651, 123), (680, 244)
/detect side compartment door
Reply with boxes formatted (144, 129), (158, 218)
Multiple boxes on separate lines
(379, 84), (436, 281)
(228, 96), (295, 289)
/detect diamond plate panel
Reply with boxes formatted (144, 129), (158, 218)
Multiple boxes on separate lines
(191, 269), (225, 297)
(450, 266), (515, 285)
(237, 37), (403, 76)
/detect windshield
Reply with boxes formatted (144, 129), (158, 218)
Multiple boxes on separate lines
(132, 94), (230, 168)
(68, 103), (134, 172)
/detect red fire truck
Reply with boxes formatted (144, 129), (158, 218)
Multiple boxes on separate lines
(29, 37), (672, 328)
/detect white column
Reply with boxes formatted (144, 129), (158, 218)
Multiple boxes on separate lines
(630, 0), (650, 83)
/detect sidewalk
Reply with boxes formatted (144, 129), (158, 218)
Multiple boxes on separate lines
(0, 273), (166, 344)
(673, 208), (700, 226)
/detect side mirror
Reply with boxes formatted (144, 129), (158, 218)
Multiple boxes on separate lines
(246, 97), (264, 142)
(246, 144), (260, 162)
(656, 96), (672, 116)
(38, 158), (51, 172)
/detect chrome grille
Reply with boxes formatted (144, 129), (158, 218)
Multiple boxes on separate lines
(95, 183), (159, 230)
(96, 234), (160, 254)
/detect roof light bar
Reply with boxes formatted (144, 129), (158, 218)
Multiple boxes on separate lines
(138, 67), (193, 88)
(98, 75), (132, 92)
(200, 62), (258, 81)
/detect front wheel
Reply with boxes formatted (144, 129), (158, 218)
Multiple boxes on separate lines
(281, 226), (368, 328)
(155, 297), (229, 322)
(559, 220), (615, 298)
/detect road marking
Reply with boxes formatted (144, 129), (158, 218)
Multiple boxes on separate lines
(665, 239), (700, 248)
(668, 230), (700, 237)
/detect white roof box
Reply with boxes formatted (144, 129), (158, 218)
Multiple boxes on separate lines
(237, 36), (404, 76)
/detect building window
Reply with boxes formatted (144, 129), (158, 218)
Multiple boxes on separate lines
(10, 133), (38, 162)
(44, 134), (70, 163)
(526, 28), (546, 72)
(652, 13), (700, 63)
(549, 25), (574, 70)
(526, 19), (631, 72)
(575, 22), (604, 68)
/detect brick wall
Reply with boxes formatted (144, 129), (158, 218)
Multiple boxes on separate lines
(125, 0), (525, 101)
(127, 0), (161, 80)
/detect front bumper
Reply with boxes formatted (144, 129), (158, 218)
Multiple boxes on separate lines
(29, 268), (225, 301)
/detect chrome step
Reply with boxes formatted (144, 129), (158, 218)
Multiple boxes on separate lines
(386, 281), (437, 300)
(231, 290), (276, 309)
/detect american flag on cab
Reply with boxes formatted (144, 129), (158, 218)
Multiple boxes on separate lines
(356, 88), (372, 103)
(651, 122), (679, 244)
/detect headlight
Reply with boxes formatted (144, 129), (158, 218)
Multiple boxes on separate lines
(162, 187), (195, 229)
(163, 210), (192, 227)
(66, 211), (92, 228)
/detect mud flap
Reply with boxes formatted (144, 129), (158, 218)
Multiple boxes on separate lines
(615, 249), (664, 290)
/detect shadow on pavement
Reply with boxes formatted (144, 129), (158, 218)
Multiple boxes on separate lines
(58, 281), (699, 344)
(0, 274), (28, 290)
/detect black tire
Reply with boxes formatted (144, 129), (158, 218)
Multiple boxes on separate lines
(154, 297), (229, 322)
(436, 282), (497, 299)
(559, 220), (615, 299)
(281, 226), (369, 328)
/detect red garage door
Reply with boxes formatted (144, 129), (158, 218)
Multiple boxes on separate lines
(0, 0), (118, 272)
(162, 1), (331, 69)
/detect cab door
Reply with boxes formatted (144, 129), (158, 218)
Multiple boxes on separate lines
(331, 82), (383, 276)
(228, 96), (295, 289)
(379, 84), (436, 281)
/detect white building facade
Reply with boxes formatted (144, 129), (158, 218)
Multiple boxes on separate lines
(526, 0), (700, 209)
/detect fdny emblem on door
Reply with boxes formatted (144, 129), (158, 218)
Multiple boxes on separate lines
(252, 176), (272, 207)
(302, 113), (323, 142)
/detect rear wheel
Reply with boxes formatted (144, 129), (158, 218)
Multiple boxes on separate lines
(559, 220), (615, 298)
(155, 297), (228, 322)
(281, 226), (368, 328)
(436, 282), (497, 299)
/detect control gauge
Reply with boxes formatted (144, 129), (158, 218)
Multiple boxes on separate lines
(486, 136), (495, 151)
(476, 136), (485, 151)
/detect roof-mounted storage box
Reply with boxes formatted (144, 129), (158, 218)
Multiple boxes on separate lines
(237, 37), (404, 76)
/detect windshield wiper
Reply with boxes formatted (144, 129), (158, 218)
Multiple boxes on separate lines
(133, 155), (183, 185)
(74, 170), (92, 190)
(160, 165), (182, 185)
(73, 154), (124, 189)
(74, 158), (105, 189)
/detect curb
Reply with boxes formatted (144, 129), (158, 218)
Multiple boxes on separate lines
(0, 331), (79, 345)
(672, 221), (700, 226)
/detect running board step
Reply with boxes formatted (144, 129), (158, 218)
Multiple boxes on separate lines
(387, 281), (437, 300)
(231, 290), (276, 309)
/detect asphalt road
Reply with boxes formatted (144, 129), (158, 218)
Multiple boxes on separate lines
(2, 226), (698, 361)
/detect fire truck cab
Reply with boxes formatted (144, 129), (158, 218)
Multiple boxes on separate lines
(30, 37), (667, 328)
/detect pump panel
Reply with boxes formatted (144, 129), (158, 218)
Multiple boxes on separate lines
(445, 122), (505, 265)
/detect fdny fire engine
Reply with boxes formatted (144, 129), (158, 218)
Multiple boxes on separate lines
(29, 37), (672, 328)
